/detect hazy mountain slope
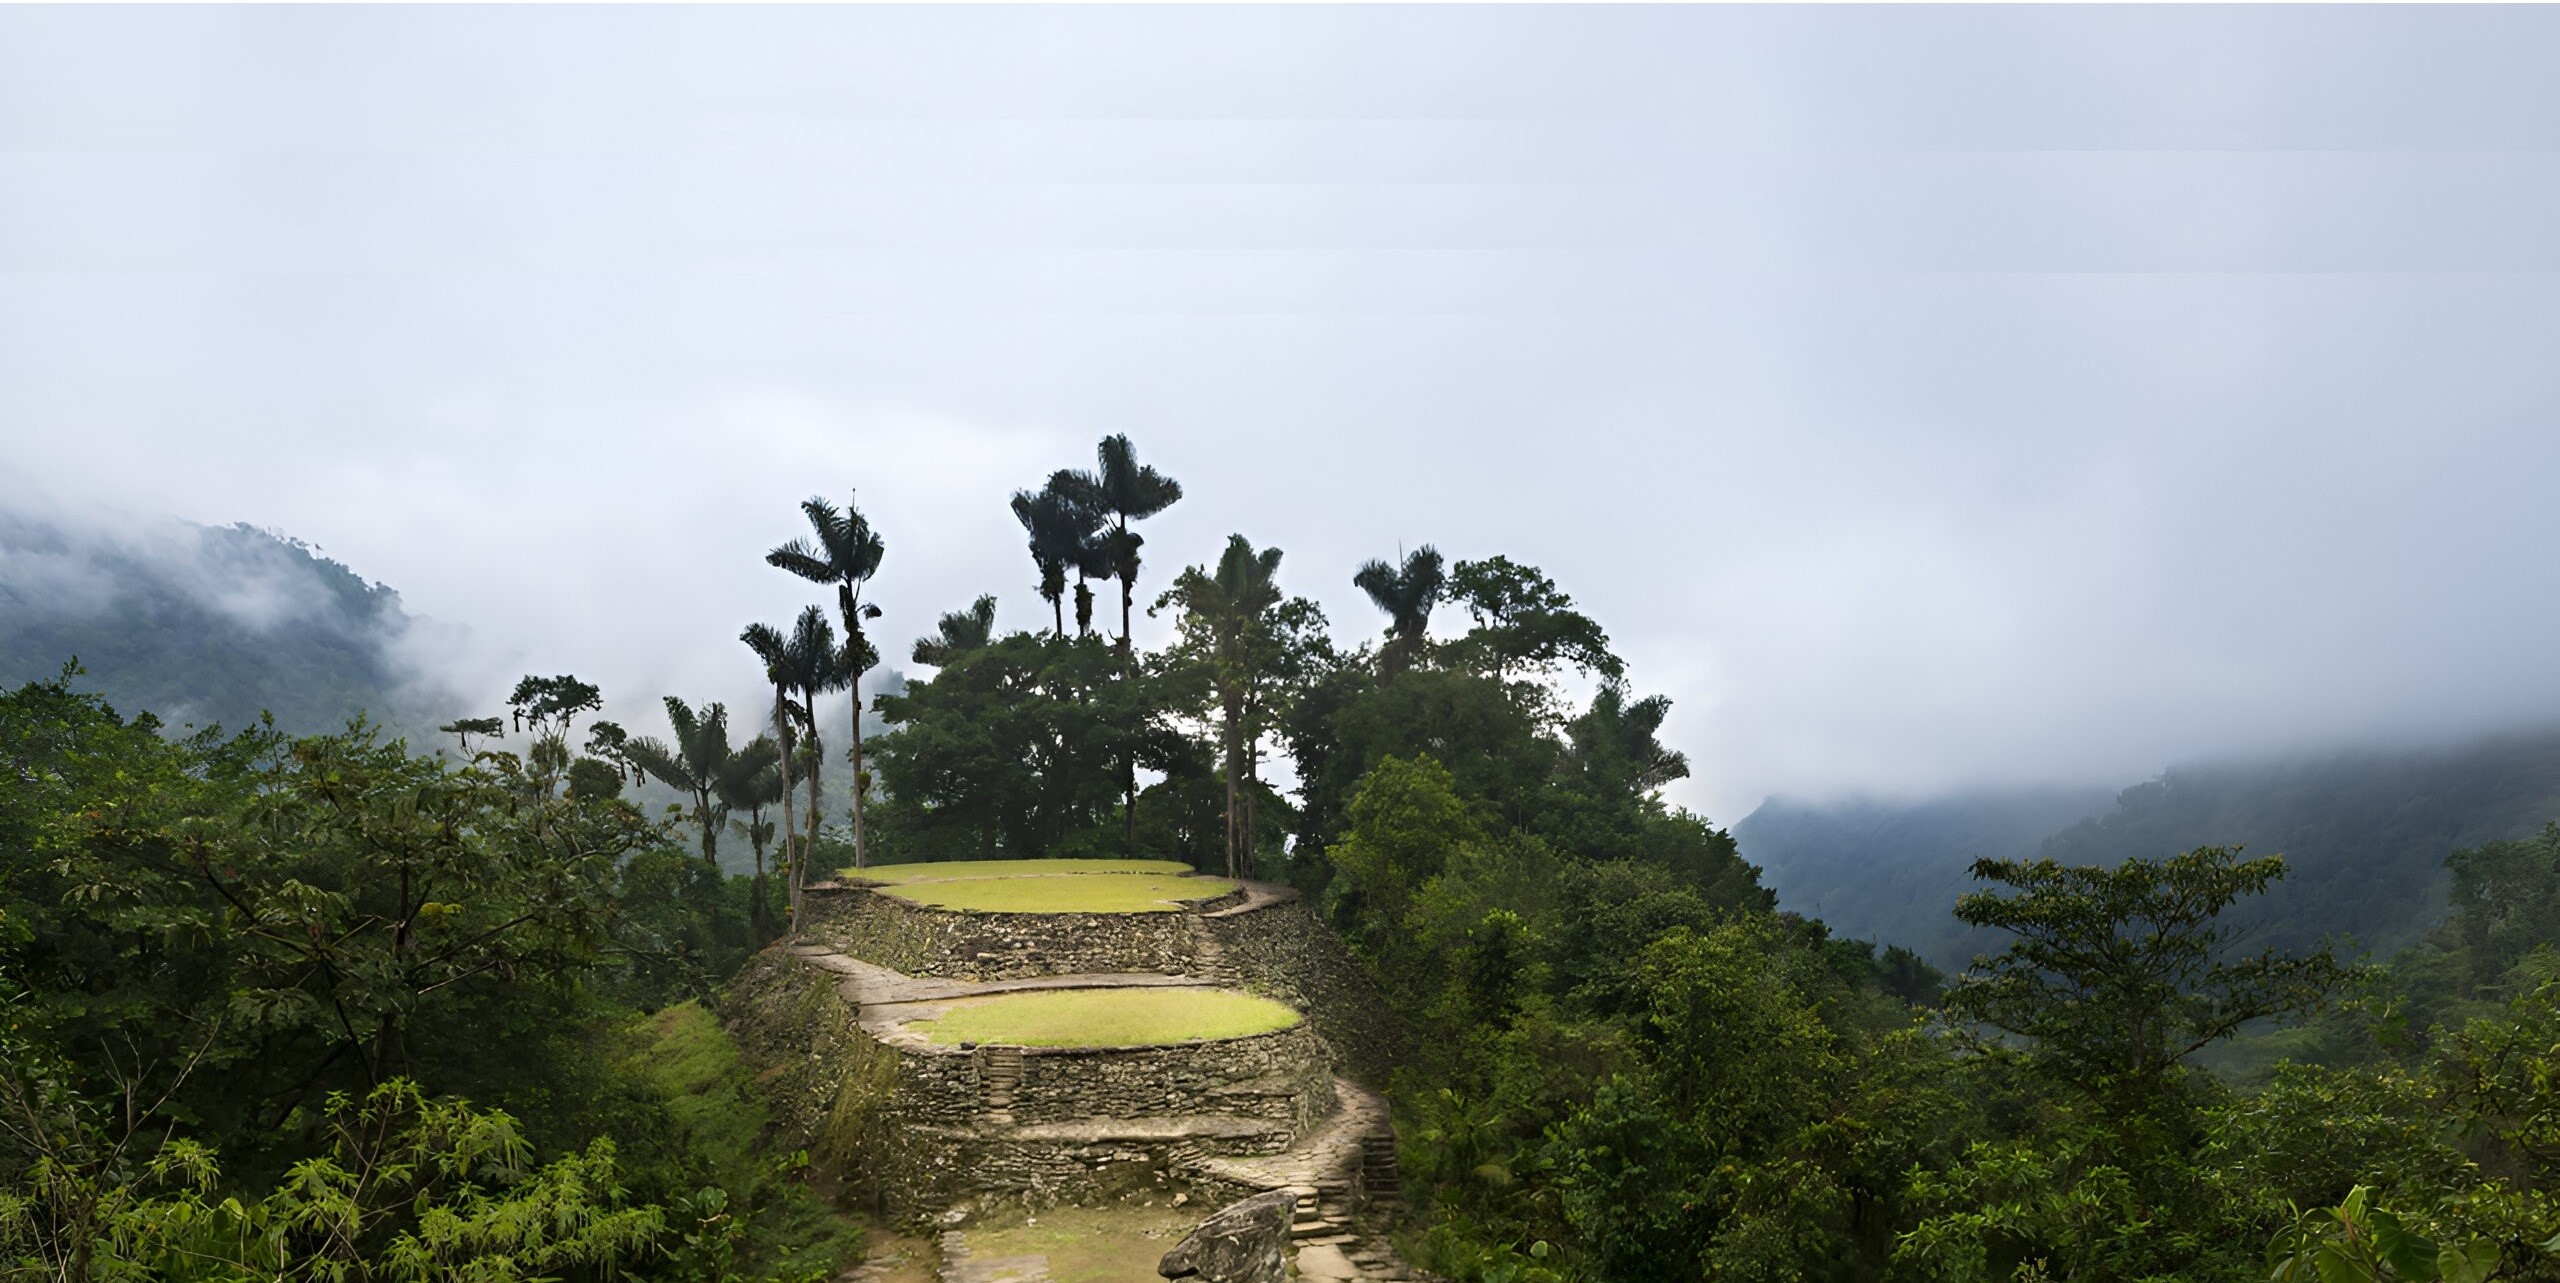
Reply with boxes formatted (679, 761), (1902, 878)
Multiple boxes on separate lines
(2038, 733), (2560, 958)
(1735, 786), (2116, 972)
(0, 515), (443, 734)
(1741, 732), (2560, 974)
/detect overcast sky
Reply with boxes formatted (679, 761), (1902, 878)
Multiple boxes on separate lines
(7, 5), (2560, 822)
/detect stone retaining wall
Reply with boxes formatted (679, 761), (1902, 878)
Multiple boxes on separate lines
(724, 949), (1338, 1217)
(800, 885), (1211, 979)
(861, 1021), (1333, 1135)
(1205, 901), (1412, 1087)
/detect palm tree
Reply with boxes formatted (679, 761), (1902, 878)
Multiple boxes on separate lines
(1354, 545), (1445, 678)
(716, 735), (784, 939)
(742, 604), (849, 916)
(1058, 436), (1180, 849)
(912, 595), (997, 668)
(740, 621), (805, 916)
(1566, 680), (1691, 797)
(628, 697), (736, 866)
(1061, 436), (1183, 654)
(1164, 535), (1285, 878)
(1010, 487), (1090, 637)
(767, 494), (886, 869)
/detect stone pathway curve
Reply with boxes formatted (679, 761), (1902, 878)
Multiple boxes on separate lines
(1194, 1079), (1432, 1282)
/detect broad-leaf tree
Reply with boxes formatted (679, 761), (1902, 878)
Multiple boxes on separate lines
(1447, 556), (1623, 685)
(1944, 845), (2355, 1111)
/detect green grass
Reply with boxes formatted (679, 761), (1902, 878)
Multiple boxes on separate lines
(874, 872), (1238, 914)
(634, 1001), (766, 1177)
(954, 1205), (1202, 1283)
(911, 987), (1301, 1047)
(627, 1002), (867, 1276)
(849, 857), (1194, 885)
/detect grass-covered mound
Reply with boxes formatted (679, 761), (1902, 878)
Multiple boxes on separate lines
(911, 986), (1300, 1047)
(850, 858), (1238, 913)
(852, 857), (1193, 885)
(875, 871), (1238, 914)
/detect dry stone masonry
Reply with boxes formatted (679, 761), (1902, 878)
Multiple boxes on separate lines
(721, 868), (1433, 1282)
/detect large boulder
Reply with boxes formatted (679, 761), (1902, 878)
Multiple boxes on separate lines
(1158, 1190), (1297, 1282)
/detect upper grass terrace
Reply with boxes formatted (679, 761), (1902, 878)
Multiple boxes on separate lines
(842, 857), (1239, 915)
(909, 986), (1300, 1047)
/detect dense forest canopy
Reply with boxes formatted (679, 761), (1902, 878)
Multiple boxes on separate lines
(13, 437), (2560, 1283)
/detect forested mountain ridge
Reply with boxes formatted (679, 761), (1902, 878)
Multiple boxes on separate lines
(0, 513), (442, 734)
(1740, 729), (2560, 972)
(1735, 785), (2118, 973)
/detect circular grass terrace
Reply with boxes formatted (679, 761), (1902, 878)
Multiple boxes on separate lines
(909, 986), (1300, 1048)
(848, 858), (1239, 914)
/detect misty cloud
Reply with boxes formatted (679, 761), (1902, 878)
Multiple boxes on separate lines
(0, 507), (456, 733)
(7, 6), (2560, 817)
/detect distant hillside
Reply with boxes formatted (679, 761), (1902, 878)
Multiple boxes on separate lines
(1735, 786), (2116, 972)
(0, 514), (444, 735)
(1740, 733), (2560, 974)
(2038, 734), (2560, 959)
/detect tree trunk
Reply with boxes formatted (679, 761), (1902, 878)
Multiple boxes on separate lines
(749, 816), (769, 942)
(1222, 689), (1244, 880)
(774, 693), (801, 925)
(1119, 572), (1134, 654)
(1243, 755), (1260, 881)
(850, 672), (869, 869)
(802, 695), (823, 873)
(697, 786), (718, 865)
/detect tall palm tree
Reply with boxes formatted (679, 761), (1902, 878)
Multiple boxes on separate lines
(790, 607), (854, 886)
(1355, 545), (1445, 678)
(716, 735), (784, 939)
(767, 494), (886, 869)
(912, 595), (997, 668)
(1061, 436), (1183, 654)
(740, 621), (804, 914)
(1164, 535), (1285, 878)
(1059, 436), (1180, 849)
(628, 697), (736, 866)
(1010, 487), (1089, 637)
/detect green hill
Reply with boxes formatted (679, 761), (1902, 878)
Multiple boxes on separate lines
(1740, 732), (2560, 973)
(0, 514), (442, 735)
(1735, 786), (2116, 972)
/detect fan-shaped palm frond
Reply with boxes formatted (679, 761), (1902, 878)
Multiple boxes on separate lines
(1354, 545), (1444, 676)
(740, 623), (805, 932)
(633, 697), (736, 864)
(913, 595), (998, 667)
(767, 493), (887, 869)
(1567, 679), (1691, 795)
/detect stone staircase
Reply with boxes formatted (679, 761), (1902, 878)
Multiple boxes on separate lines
(1193, 1080), (1433, 1282)
(980, 1046), (1024, 1126)
(1361, 1132), (1403, 1209)
(1183, 915), (1233, 985)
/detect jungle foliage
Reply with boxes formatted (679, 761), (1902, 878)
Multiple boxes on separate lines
(18, 432), (2560, 1282)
